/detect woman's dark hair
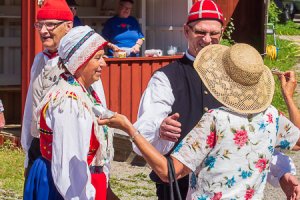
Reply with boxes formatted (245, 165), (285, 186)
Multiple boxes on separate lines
(120, 0), (134, 4)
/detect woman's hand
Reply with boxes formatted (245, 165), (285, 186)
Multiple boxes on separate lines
(131, 44), (141, 54)
(107, 42), (121, 52)
(98, 113), (134, 134)
(279, 71), (297, 101)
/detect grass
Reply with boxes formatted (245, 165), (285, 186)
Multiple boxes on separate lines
(264, 36), (300, 114)
(110, 172), (156, 199)
(275, 21), (300, 35)
(0, 141), (24, 198)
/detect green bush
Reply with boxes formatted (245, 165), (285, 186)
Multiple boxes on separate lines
(268, 0), (282, 24)
(275, 20), (300, 35)
(222, 18), (235, 45)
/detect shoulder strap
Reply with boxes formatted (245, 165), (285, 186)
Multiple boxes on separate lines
(167, 156), (182, 200)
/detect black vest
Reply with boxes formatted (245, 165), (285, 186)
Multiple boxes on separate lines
(158, 55), (222, 153)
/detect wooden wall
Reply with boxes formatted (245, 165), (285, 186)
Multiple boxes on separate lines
(231, 0), (268, 53)
(103, 56), (182, 123)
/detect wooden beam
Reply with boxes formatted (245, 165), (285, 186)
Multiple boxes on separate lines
(21, 1), (42, 119)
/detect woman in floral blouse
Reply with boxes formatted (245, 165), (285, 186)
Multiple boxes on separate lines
(99, 43), (300, 200)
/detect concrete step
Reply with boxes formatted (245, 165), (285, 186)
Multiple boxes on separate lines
(293, 13), (300, 19)
(293, 18), (300, 23)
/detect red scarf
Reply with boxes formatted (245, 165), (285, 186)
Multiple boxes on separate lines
(43, 50), (58, 59)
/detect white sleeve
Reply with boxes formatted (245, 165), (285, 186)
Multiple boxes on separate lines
(133, 71), (175, 155)
(49, 98), (95, 200)
(21, 55), (40, 168)
(21, 80), (33, 168)
(267, 149), (296, 187)
(91, 79), (107, 108)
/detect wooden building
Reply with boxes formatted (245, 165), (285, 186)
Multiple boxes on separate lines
(0, 0), (268, 125)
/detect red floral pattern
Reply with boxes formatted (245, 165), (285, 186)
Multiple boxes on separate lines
(244, 188), (255, 200)
(267, 113), (273, 123)
(255, 158), (267, 172)
(233, 130), (248, 148)
(206, 131), (217, 148)
(211, 192), (222, 200)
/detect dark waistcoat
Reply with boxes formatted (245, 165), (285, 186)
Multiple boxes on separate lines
(158, 55), (223, 153)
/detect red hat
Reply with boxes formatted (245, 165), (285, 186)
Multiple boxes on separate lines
(187, 0), (224, 25)
(37, 0), (73, 21)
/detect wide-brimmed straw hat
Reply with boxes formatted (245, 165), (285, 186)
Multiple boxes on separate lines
(194, 43), (275, 114)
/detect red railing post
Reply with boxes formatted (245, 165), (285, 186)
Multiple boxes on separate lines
(21, 1), (42, 118)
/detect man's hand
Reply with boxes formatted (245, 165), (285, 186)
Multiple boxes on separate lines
(159, 113), (181, 142)
(280, 173), (300, 200)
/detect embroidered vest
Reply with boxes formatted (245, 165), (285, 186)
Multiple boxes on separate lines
(39, 97), (100, 165)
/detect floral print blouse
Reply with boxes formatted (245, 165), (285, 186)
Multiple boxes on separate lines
(171, 106), (300, 200)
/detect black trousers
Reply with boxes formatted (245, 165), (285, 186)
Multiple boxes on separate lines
(155, 174), (189, 200)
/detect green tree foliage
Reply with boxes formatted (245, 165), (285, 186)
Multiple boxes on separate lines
(268, 0), (282, 24)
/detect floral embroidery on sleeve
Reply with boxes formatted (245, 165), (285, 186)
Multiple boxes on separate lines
(204, 156), (216, 171)
(206, 125), (217, 148)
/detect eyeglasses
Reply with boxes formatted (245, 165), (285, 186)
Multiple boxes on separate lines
(120, 5), (132, 11)
(34, 21), (64, 31)
(69, 6), (77, 11)
(188, 25), (222, 39)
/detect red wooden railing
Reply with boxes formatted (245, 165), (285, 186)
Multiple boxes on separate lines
(103, 56), (182, 123)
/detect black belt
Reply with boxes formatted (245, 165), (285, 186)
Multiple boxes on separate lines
(89, 166), (104, 174)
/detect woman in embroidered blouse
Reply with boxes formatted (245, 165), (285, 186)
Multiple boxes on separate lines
(99, 44), (300, 200)
(24, 26), (115, 200)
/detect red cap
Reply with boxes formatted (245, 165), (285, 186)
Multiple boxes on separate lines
(187, 0), (224, 25)
(37, 0), (73, 21)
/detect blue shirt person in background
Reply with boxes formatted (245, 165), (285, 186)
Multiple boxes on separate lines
(66, 0), (82, 27)
(102, 0), (144, 57)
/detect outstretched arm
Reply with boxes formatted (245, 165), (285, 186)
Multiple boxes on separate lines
(279, 71), (300, 127)
(276, 71), (300, 200)
(133, 71), (180, 155)
(98, 114), (190, 182)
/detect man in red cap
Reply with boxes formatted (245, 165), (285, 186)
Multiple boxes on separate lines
(133, 0), (300, 199)
(21, 0), (107, 180)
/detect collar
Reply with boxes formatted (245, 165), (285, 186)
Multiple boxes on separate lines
(185, 50), (195, 61)
(60, 72), (102, 104)
(43, 50), (58, 59)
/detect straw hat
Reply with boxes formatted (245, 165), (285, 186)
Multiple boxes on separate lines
(194, 43), (275, 114)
